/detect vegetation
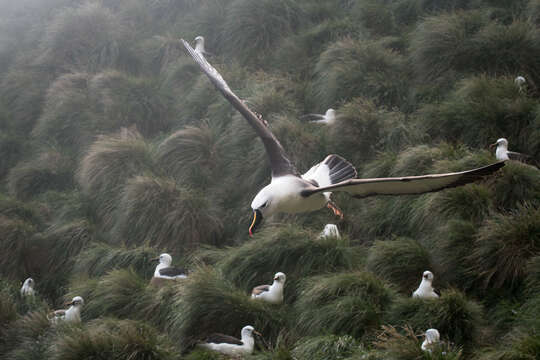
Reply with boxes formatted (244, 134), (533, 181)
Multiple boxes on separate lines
(0, 0), (539, 359)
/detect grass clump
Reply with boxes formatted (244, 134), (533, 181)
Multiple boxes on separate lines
(170, 266), (287, 351)
(387, 289), (483, 347)
(309, 38), (408, 110)
(366, 238), (433, 294)
(491, 162), (540, 210)
(50, 318), (178, 360)
(7, 150), (74, 200)
(467, 203), (540, 290)
(77, 128), (155, 227)
(114, 175), (223, 252)
(295, 271), (394, 338)
(291, 335), (360, 360)
(209, 225), (363, 301)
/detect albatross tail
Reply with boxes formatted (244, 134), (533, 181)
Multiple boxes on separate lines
(303, 154), (357, 187)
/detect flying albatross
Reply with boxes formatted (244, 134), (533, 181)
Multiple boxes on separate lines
(181, 39), (505, 236)
(251, 272), (286, 304)
(198, 325), (261, 356)
(301, 108), (338, 125)
(49, 296), (84, 324)
(150, 253), (188, 286)
(412, 271), (440, 299)
(20, 277), (35, 296)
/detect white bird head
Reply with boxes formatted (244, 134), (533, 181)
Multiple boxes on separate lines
(515, 76), (526, 85)
(66, 296), (84, 307)
(23, 277), (34, 287)
(490, 138), (508, 149)
(273, 272), (286, 284)
(325, 108), (335, 117)
(422, 271), (434, 282)
(241, 325), (261, 338)
(156, 253), (173, 266)
(424, 328), (440, 344)
(249, 185), (278, 236)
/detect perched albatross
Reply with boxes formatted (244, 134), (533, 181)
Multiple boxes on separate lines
(199, 325), (261, 356)
(421, 328), (441, 352)
(194, 36), (212, 57)
(412, 271), (440, 299)
(251, 272), (286, 304)
(49, 296), (84, 324)
(490, 138), (536, 166)
(150, 253), (188, 286)
(20, 277), (35, 296)
(319, 224), (340, 238)
(301, 108), (337, 125)
(181, 39), (505, 236)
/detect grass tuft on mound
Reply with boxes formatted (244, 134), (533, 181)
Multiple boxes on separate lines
(295, 271), (394, 338)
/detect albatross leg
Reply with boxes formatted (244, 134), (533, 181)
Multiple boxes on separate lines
(327, 201), (344, 219)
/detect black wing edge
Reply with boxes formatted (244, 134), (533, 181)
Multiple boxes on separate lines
(205, 333), (243, 345)
(159, 267), (188, 277)
(301, 161), (506, 198)
(180, 39), (298, 178)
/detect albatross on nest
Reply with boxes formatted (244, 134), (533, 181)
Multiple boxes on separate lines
(302, 108), (337, 125)
(319, 224), (340, 238)
(20, 277), (35, 296)
(49, 296), (84, 324)
(150, 253), (188, 286)
(421, 328), (441, 352)
(199, 325), (261, 356)
(251, 272), (286, 304)
(181, 39), (505, 236)
(412, 271), (440, 299)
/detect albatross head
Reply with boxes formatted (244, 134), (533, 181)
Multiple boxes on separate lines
(23, 277), (34, 287)
(422, 271), (434, 282)
(241, 325), (261, 339)
(249, 186), (276, 236)
(490, 138), (508, 149)
(424, 328), (440, 344)
(273, 272), (286, 284)
(66, 296), (84, 307)
(154, 253), (173, 266)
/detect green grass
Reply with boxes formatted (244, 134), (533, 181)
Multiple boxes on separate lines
(291, 335), (360, 360)
(366, 238), (433, 294)
(294, 271), (395, 338)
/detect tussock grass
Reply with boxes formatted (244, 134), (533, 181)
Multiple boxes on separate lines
(0, 310), (52, 356)
(491, 162), (540, 210)
(387, 289), (483, 347)
(37, 2), (127, 73)
(295, 271), (394, 338)
(0, 133), (23, 180)
(50, 318), (178, 360)
(7, 150), (74, 200)
(89, 70), (172, 137)
(73, 243), (156, 278)
(66, 269), (146, 321)
(366, 238), (432, 294)
(370, 325), (462, 360)
(291, 335), (360, 360)
(77, 128), (155, 227)
(309, 38), (408, 110)
(169, 266), (287, 351)
(476, 329), (540, 360)
(114, 175), (223, 251)
(467, 203), (540, 290)
(0, 215), (39, 281)
(157, 121), (224, 186)
(223, 0), (301, 64)
(206, 225), (363, 300)
(0, 281), (18, 327)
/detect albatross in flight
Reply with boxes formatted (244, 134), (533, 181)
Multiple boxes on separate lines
(181, 39), (505, 235)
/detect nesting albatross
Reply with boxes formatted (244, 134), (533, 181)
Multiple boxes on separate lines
(199, 325), (261, 356)
(181, 39), (505, 235)
(412, 271), (440, 299)
(150, 253), (188, 286)
(301, 108), (337, 125)
(49, 296), (84, 324)
(20, 277), (35, 296)
(251, 272), (286, 304)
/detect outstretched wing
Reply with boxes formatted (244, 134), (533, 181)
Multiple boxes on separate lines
(301, 161), (505, 198)
(181, 39), (298, 178)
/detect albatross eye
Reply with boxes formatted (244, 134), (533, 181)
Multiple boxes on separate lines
(261, 201), (268, 208)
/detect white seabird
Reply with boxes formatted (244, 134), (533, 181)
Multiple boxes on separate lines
(150, 253), (188, 286)
(421, 328), (440, 352)
(412, 271), (440, 299)
(490, 138), (536, 166)
(251, 272), (286, 304)
(194, 36), (212, 57)
(49, 296), (84, 324)
(319, 224), (340, 238)
(20, 277), (35, 296)
(302, 108), (337, 125)
(181, 39), (505, 236)
(515, 76), (526, 92)
(199, 325), (261, 356)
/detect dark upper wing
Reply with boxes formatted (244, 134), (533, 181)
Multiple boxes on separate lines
(205, 333), (243, 345)
(181, 39), (298, 178)
(301, 161), (505, 198)
(252, 284), (271, 296)
(159, 267), (188, 277)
